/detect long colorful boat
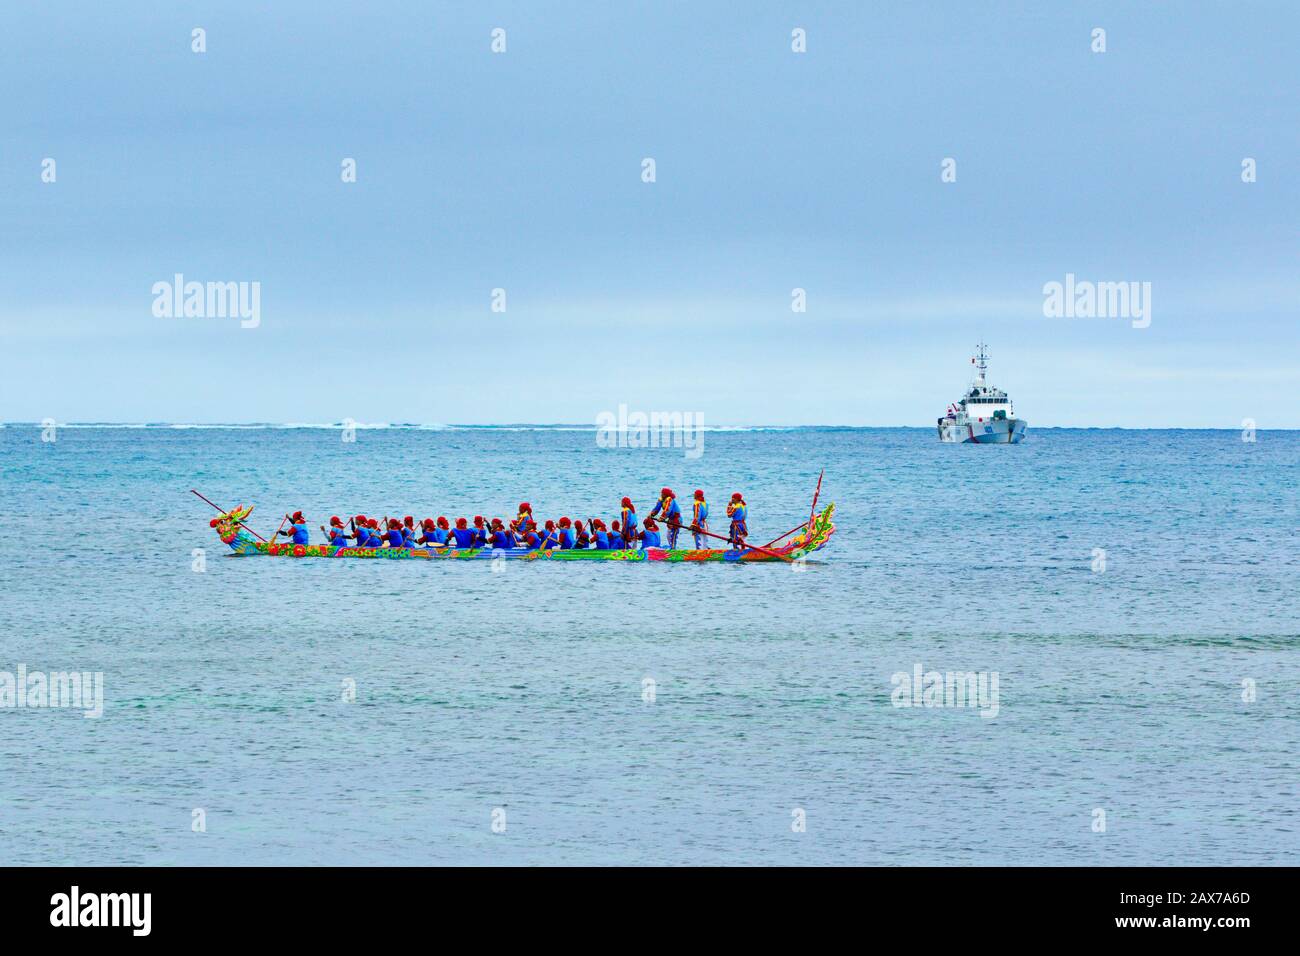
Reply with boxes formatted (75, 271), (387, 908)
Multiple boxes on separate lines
(206, 502), (835, 563)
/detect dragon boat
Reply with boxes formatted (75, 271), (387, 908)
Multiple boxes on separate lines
(208, 503), (836, 563)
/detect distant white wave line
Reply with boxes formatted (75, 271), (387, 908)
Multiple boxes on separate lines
(2, 422), (809, 432)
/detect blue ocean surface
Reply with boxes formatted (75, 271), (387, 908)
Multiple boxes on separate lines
(0, 425), (1295, 865)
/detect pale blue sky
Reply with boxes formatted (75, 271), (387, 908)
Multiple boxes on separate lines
(2, 2), (1296, 426)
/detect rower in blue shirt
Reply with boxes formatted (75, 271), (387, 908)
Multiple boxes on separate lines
(557, 517), (576, 549)
(353, 517), (374, 547)
(648, 488), (683, 548)
(640, 517), (662, 549)
(472, 516), (489, 546)
(450, 518), (477, 548)
(489, 518), (517, 550)
(384, 519), (406, 548)
(690, 490), (709, 549)
(514, 502), (536, 534)
(620, 497), (638, 542)
(279, 511), (310, 546)
(539, 521), (559, 549)
(432, 517), (450, 545)
(416, 518), (441, 547)
(609, 521), (626, 549)
(726, 493), (748, 549)
(320, 515), (352, 548)
(592, 520), (610, 550)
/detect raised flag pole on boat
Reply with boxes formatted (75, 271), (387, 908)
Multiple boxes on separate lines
(805, 469), (825, 543)
(189, 489), (269, 542)
(661, 516), (796, 563)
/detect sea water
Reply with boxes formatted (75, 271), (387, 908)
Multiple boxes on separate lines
(0, 425), (1295, 865)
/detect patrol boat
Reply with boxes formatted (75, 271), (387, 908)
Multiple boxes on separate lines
(937, 343), (1027, 443)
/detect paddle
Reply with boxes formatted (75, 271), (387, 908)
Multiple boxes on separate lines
(270, 514), (291, 544)
(190, 489), (268, 542)
(661, 516), (795, 563)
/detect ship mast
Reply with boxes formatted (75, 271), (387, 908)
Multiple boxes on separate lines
(973, 341), (989, 386)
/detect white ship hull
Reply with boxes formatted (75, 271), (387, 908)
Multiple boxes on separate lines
(938, 417), (1027, 444)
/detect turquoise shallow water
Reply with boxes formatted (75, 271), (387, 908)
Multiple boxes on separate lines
(0, 426), (1296, 865)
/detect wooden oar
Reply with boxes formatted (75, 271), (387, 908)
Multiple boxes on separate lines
(661, 516), (794, 563)
(190, 489), (268, 542)
(269, 514), (290, 543)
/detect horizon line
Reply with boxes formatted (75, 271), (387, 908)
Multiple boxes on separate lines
(1, 422), (1295, 432)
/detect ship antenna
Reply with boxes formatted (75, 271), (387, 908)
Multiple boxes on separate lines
(973, 340), (988, 384)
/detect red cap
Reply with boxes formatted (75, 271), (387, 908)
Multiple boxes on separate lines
(519, 502), (531, 512)
(329, 516), (343, 526)
(456, 517), (468, 528)
(661, 488), (673, 497)
(209, 518), (219, 528)
(491, 518), (504, 529)
(368, 519), (379, 528)
(558, 517), (571, 527)
(291, 511), (305, 522)
(404, 516), (414, 526)
(422, 518), (435, 528)
(612, 520), (621, 530)
(473, 515), (484, 526)
(621, 496), (632, 508)
(437, 516), (449, 528)
(694, 489), (704, 499)
(731, 492), (743, 501)
(545, 520), (555, 530)
(645, 517), (658, 530)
